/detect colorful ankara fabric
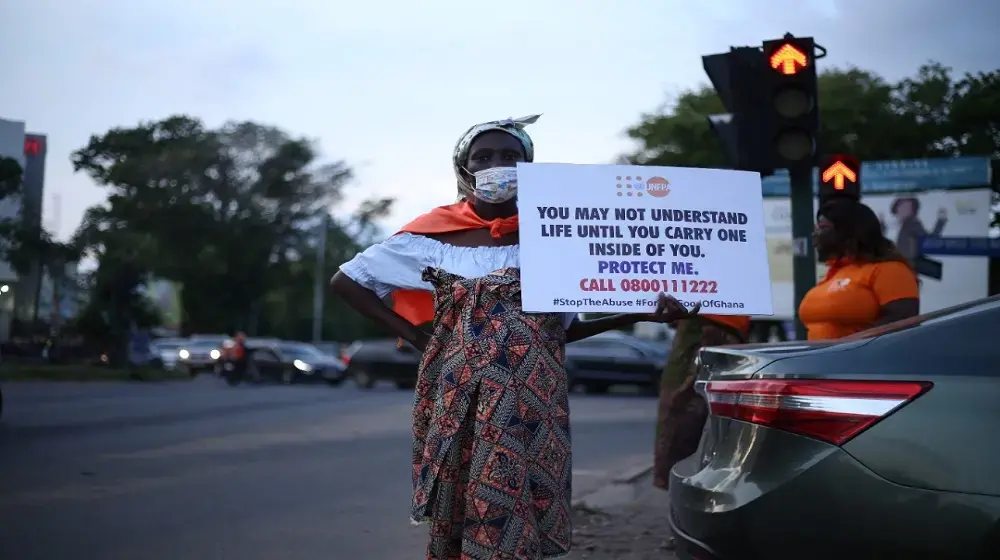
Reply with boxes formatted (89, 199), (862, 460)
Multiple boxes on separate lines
(453, 115), (541, 200)
(411, 267), (572, 559)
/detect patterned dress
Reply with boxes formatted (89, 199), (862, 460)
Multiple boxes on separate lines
(411, 267), (573, 560)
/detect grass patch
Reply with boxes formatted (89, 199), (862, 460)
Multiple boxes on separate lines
(0, 364), (194, 382)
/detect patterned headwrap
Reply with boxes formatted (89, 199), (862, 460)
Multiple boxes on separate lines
(452, 114), (541, 200)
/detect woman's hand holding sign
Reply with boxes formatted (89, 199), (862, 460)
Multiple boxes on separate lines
(642, 293), (701, 324)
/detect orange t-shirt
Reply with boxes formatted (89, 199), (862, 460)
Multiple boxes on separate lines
(798, 260), (918, 341)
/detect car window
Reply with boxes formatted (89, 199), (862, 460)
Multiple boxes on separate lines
(252, 349), (279, 362)
(280, 344), (325, 359)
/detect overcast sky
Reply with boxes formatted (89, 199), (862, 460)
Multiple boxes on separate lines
(1, 0), (997, 239)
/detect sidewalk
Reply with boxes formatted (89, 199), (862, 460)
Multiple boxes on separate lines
(568, 474), (676, 559)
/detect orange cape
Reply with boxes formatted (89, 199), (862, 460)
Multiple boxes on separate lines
(702, 314), (751, 335)
(391, 201), (518, 326)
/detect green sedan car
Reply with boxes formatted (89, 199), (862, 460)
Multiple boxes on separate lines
(670, 294), (1000, 559)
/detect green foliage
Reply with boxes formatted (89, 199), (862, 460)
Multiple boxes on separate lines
(624, 62), (999, 163)
(71, 115), (394, 343)
(623, 62), (1000, 227)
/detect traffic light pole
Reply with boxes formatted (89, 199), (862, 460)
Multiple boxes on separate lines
(789, 163), (817, 340)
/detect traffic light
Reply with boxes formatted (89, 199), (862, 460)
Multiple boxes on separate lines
(762, 35), (819, 168)
(702, 47), (775, 175)
(819, 154), (861, 206)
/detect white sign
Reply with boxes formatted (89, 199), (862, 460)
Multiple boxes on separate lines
(517, 163), (773, 315)
(761, 188), (993, 319)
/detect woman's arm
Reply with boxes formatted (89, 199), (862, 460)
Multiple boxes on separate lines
(330, 271), (430, 350)
(873, 298), (919, 326)
(565, 294), (696, 343)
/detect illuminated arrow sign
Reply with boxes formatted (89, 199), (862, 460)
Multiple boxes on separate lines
(769, 44), (808, 75)
(822, 161), (857, 190)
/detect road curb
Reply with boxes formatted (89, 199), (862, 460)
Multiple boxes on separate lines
(612, 462), (654, 485)
(572, 461), (654, 508)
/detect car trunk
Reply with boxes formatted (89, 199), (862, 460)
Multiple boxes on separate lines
(692, 339), (874, 469)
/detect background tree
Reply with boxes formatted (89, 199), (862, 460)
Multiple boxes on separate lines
(72, 115), (394, 343)
(623, 63), (999, 223)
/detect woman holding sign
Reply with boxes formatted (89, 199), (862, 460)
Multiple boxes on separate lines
(330, 115), (695, 560)
(799, 199), (919, 340)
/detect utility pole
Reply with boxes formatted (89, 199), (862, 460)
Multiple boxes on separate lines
(311, 213), (328, 343)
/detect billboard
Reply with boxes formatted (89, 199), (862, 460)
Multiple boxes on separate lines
(763, 187), (993, 319)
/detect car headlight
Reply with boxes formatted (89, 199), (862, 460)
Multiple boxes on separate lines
(210, 349), (221, 360)
(178, 349), (190, 360)
(293, 359), (312, 372)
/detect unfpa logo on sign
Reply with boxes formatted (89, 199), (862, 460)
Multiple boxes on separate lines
(616, 175), (670, 198)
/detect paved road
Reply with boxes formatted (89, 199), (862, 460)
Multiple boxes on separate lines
(0, 377), (657, 560)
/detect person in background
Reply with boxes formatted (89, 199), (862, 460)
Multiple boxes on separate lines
(653, 314), (750, 550)
(330, 114), (697, 560)
(223, 332), (249, 379)
(881, 196), (947, 264)
(800, 199), (920, 340)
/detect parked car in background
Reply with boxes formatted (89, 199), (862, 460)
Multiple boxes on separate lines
(565, 331), (668, 393)
(341, 339), (421, 389)
(176, 340), (222, 376)
(669, 294), (1000, 560)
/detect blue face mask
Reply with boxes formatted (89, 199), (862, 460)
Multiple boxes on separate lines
(473, 167), (518, 203)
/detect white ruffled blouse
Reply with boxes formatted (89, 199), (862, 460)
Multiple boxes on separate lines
(339, 232), (578, 329)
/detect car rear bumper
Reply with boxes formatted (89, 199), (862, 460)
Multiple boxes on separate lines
(669, 422), (1000, 559)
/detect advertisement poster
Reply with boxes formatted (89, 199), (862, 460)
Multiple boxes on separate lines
(763, 188), (992, 319)
(517, 163), (772, 315)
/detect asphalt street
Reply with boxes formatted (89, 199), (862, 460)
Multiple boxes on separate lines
(0, 376), (657, 560)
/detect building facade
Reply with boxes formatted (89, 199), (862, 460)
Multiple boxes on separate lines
(0, 118), (48, 339)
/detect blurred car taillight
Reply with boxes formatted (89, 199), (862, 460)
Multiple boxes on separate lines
(705, 379), (932, 446)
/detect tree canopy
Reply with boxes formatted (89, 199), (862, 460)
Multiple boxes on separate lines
(68, 115), (392, 357)
(623, 63), (999, 225)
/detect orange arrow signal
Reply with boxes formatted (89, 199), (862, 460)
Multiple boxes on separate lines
(822, 161), (858, 190)
(769, 44), (808, 75)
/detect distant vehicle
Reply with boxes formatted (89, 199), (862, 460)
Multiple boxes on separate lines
(190, 334), (229, 341)
(222, 341), (346, 385)
(669, 294), (1000, 560)
(341, 339), (420, 390)
(565, 331), (668, 394)
(272, 341), (347, 385)
(150, 338), (186, 370)
(313, 341), (342, 358)
(176, 340), (222, 376)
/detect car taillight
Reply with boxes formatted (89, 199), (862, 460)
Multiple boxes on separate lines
(705, 379), (932, 446)
(340, 353), (350, 365)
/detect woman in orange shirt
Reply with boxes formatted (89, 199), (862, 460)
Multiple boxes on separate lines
(799, 199), (920, 340)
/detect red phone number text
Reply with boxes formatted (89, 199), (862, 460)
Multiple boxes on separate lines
(579, 278), (719, 294)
